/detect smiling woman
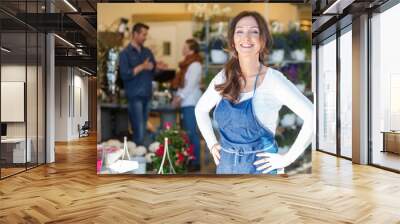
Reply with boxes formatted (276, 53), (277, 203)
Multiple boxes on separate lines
(195, 11), (314, 175)
(215, 11), (272, 103)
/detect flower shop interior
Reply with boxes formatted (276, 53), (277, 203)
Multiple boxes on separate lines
(97, 3), (312, 174)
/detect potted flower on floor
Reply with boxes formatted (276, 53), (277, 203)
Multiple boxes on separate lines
(151, 122), (195, 174)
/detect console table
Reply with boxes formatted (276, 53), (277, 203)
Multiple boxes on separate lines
(381, 131), (400, 154)
(1, 138), (32, 164)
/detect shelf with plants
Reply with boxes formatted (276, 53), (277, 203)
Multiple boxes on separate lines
(97, 32), (125, 104)
(273, 58), (312, 174)
(194, 20), (229, 90)
(269, 25), (311, 64)
(269, 26), (312, 170)
(189, 3), (231, 91)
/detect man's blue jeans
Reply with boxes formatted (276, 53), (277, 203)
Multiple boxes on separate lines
(128, 96), (150, 146)
(181, 106), (201, 166)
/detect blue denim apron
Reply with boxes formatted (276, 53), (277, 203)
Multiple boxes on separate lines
(214, 70), (278, 174)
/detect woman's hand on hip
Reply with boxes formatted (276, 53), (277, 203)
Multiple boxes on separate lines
(254, 152), (290, 174)
(210, 143), (221, 166)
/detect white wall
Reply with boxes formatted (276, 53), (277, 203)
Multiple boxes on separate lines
(145, 21), (193, 69)
(1, 65), (25, 133)
(72, 72), (89, 139)
(55, 67), (89, 141)
(55, 67), (68, 141)
(1, 65), (32, 138)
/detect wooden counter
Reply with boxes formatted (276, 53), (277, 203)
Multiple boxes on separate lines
(381, 131), (400, 154)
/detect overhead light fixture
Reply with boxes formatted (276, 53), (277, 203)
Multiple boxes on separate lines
(75, 42), (83, 47)
(54, 34), (75, 48)
(1, 47), (11, 53)
(63, 0), (78, 12)
(76, 48), (87, 56)
(78, 67), (93, 76)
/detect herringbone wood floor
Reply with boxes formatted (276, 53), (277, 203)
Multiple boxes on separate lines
(1, 135), (400, 223)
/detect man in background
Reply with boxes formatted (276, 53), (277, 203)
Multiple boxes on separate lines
(119, 22), (167, 146)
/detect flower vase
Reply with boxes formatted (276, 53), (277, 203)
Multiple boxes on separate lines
(290, 49), (306, 61)
(270, 49), (285, 63)
(210, 50), (228, 64)
(157, 137), (176, 174)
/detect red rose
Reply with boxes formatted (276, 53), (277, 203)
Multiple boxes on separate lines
(176, 152), (185, 163)
(181, 133), (190, 144)
(155, 144), (164, 157)
(186, 144), (194, 156)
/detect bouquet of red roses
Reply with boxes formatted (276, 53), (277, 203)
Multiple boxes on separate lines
(152, 122), (195, 174)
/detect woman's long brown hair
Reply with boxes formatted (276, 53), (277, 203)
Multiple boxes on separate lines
(215, 11), (272, 103)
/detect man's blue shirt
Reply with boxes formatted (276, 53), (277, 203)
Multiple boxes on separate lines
(119, 44), (156, 100)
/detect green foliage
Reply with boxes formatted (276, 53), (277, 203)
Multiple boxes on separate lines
(272, 33), (289, 51)
(275, 62), (311, 149)
(151, 123), (194, 174)
(204, 70), (216, 89)
(298, 63), (312, 88)
(286, 29), (312, 57)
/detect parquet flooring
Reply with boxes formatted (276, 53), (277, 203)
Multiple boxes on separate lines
(1, 134), (400, 223)
(1, 167), (25, 178)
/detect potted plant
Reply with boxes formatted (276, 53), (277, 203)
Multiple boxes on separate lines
(151, 122), (195, 174)
(209, 36), (228, 64)
(286, 29), (311, 61)
(270, 33), (288, 63)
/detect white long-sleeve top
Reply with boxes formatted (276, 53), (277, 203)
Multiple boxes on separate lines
(195, 67), (314, 165)
(176, 62), (202, 107)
